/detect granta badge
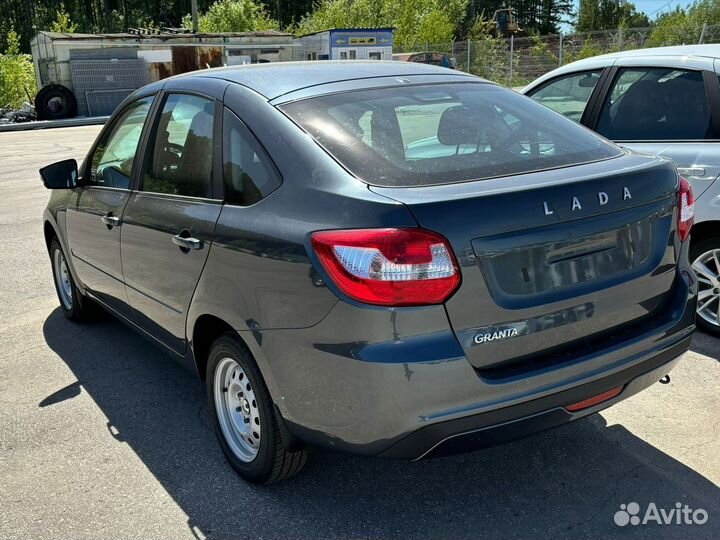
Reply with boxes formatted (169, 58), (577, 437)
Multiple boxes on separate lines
(474, 327), (519, 344)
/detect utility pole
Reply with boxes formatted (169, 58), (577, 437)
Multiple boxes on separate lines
(191, 0), (199, 33)
(509, 34), (514, 86)
(558, 32), (563, 66)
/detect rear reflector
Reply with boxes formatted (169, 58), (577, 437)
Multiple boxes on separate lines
(678, 176), (694, 242)
(311, 228), (461, 306)
(565, 386), (624, 412)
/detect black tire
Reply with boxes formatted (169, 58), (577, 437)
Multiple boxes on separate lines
(689, 235), (720, 337)
(35, 84), (78, 120)
(49, 237), (92, 321)
(207, 333), (307, 484)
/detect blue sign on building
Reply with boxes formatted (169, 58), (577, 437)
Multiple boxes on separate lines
(329, 28), (394, 51)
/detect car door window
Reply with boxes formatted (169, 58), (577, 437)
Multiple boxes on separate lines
(143, 93), (215, 198)
(528, 70), (602, 123)
(87, 96), (153, 189)
(223, 109), (281, 206)
(596, 68), (711, 141)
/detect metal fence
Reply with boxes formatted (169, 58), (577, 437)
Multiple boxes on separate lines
(393, 23), (720, 88)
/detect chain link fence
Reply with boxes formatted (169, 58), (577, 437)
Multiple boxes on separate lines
(394, 24), (720, 88)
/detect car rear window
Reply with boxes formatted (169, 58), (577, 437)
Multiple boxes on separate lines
(281, 82), (621, 187)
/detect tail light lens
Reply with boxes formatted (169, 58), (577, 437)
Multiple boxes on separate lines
(678, 176), (694, 242)
(311, 228), (461, 306)
(565, 386), (624, 412)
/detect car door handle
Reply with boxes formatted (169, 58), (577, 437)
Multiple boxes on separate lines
(100, 214), (120, 227)
(172, 234), (203, 250)
(677, 167), (707, 177)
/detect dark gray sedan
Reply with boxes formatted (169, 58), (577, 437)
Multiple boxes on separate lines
(41, 62), (696, 484)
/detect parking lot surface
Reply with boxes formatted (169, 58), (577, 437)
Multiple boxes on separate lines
(0, 126), (718, 540)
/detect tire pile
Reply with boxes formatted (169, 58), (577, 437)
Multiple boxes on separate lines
(34, 84), (78, 120)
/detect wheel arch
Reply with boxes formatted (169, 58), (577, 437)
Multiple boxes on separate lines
(191, 314), (237, 380)
(43, 213), (86, 293)
(690, 221), (720, 255)
(43, 219), (57, 252)
(189, 314), (281, 403)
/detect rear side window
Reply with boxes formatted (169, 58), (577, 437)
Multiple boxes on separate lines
(528, 70), (602, 123)
(281, 83), (620, 187)
(222, 109), (281, 205)
(143, 93), (215, 198)
(596, 68), (711, 141)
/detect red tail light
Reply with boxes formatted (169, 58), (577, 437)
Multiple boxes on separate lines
(311, 228), (461, 306)
(678, 176), (694, 242)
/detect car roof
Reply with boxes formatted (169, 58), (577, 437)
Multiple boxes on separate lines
(172, 60), (479, 100)
(522, 44), (720, 92)
(591, 44), (720, 62)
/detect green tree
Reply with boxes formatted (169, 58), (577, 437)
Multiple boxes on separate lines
(261, 0), (314, 27)
(295, 0), (467, 49)
(465, 1), (574, 35)
(647, 0), (720, 46)
(466, 13), (495, 40)
(183, 0), (278, 32)
(50, 3), (77, 33)
(0, 29), (37, 108)
(563, 37), (605, 63)
(622, 5), (651, 28)
(577, 0), (650, 31)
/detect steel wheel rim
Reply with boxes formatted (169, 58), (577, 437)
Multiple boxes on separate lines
(53, 248), (73, 310)
(692, 248), (720, 328)
(214, 357), (261, 462)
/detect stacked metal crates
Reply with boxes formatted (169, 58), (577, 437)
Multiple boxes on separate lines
(70, 48), (148, 116)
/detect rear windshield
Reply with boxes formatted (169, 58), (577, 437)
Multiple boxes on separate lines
(281, 82), (621, 187)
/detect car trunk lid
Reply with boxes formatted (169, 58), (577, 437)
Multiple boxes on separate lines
(370, 154), (680, 372)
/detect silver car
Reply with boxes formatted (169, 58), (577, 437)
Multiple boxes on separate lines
(523, 45), (720, 336)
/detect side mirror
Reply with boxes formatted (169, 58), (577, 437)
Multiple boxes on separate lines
(39, 159), (78, 189)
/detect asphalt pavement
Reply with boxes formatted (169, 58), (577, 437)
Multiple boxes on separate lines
(0, 126), (718, 540)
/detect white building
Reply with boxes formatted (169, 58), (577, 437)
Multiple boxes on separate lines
(293, 28), (394, 62)
(30, 30), (294, 116)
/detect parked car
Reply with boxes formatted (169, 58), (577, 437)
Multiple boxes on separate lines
(393, 51), (457, 69)
(41, 62), (696, 484)
(523, 45), (720, 335)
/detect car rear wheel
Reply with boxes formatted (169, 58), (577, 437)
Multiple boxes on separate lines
(207, 333), (307, 484)
(690, 237), (720, 336)
(50, 237), (92, 321)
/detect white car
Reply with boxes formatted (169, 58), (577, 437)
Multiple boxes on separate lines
(523, 45), (720, 336)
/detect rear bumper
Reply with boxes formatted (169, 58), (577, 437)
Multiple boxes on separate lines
(379, 336), (688, 459)
(259, 273), (696, 459)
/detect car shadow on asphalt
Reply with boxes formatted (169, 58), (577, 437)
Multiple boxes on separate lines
(690, 331), (720, 362)
(42, 308), (719, 540)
